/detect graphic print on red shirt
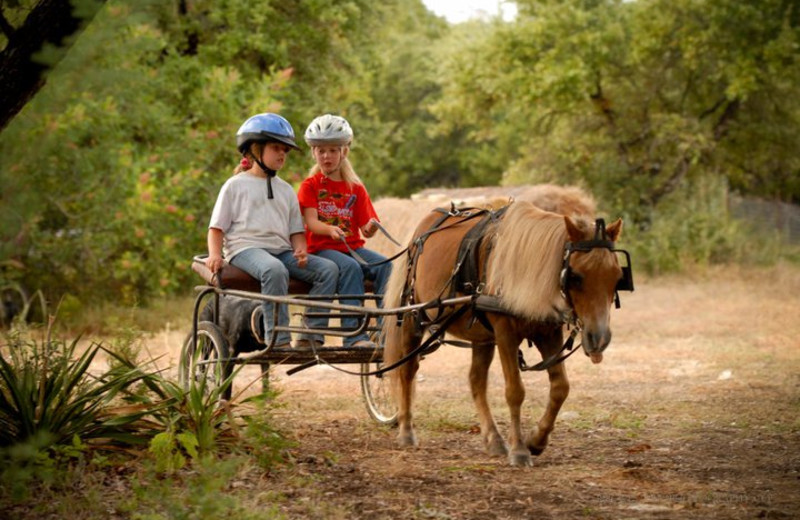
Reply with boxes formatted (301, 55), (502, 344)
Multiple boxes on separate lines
(297, 172), (379, 254)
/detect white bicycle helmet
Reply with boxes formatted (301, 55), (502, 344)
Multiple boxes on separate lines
(304, 114), (353, 147)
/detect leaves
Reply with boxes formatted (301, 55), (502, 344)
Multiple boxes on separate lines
(1, 0), (798, 307)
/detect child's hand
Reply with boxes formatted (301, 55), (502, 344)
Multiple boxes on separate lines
(328, 225), (346, 240)
(293, 247), (308, 268)
(206, 253), (224, 273)
(362, 218), (379, 238)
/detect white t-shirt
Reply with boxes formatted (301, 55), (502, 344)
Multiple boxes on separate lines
(208, 172), (305, 259)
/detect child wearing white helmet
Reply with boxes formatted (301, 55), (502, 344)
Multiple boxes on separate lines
(207, 113), (338, 348)
(297, 114), (391, 349)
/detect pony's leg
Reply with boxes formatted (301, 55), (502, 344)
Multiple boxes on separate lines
(387, 318), (421, 447)
(494, 321), (532, 467)
(526, 330), (570, 455)
(469, 343), (507, 456)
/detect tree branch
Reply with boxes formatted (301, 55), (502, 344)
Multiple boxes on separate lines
(0, 0), (107, 133)
(0, 8), (15, 39)
(648, 154), (691, 207)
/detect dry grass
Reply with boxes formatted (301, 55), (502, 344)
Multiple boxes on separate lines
(115, 263), (800, 520)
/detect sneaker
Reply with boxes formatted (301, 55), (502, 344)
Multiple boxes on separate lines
(349, 339), (377, 349)
(294, 338), (323, 349)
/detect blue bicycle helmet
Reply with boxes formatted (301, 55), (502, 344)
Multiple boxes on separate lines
(236, 113), (301, 152)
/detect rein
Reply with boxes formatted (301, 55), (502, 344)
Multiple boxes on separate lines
(518, 328), (581, 372)
(286, 297), (475, 377)
(338, 220), (406, 267)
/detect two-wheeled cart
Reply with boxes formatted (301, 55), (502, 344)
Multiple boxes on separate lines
(182, 255), (476, 426)
(181, 255), (401, 424)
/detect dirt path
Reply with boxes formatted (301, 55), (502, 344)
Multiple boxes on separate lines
(149, 266), (800, 519)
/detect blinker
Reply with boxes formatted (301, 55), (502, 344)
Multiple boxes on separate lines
(560, 218), (635, 309)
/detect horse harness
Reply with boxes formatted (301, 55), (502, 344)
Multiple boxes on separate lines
(398, 204), (635, 372)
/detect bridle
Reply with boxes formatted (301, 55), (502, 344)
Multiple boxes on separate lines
(560, 218), (634, 311)
(519, 218), (634, 372)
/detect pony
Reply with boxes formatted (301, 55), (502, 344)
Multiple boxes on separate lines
(382, 200), (628, 467)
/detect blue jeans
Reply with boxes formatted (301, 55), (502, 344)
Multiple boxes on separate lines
(315, 248), (392, 346)
(230, 248), (338, 345)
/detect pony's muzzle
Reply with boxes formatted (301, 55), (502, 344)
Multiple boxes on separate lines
(582, 329), (611, 364)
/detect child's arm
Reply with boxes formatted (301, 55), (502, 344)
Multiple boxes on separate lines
(290, 232), (308, 268)
(361, 218), (379, 238)
(206, 227), (225, 273)
(303, 207), (345, 240)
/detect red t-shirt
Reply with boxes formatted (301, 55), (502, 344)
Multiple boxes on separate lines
(297, 172), (379, 254)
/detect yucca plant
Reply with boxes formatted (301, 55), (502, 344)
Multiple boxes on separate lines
(0, 331), (157, 450)
(106, 347), (246, 456)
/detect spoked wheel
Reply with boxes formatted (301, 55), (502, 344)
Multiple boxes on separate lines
(180, 321), (233, 401)
(360, 330), (398, 426)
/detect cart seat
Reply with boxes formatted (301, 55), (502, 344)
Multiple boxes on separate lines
(191, 255), (374, 294)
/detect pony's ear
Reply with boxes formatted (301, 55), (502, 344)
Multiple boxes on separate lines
(564, 216), (583, 242)
(606, 218), (623, 242)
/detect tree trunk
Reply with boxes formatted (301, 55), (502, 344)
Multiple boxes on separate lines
(0, 0), (107, 133)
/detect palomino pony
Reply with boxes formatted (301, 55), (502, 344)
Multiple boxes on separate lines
(382, 200), (629, 467)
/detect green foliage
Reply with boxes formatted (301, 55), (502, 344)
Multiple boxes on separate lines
(0, 325), (291, 507)
(126, 456), (280, 520)
(149, 430), (198, 473)
(623, 176), (789, 274)
(443, 0), (800, 216)
(240, 391), (295, 472)
(1, 0), (798, 310)
(0, 329), (167, 499)
(0, 332), (154, 449)
(108, 348), (241, 457)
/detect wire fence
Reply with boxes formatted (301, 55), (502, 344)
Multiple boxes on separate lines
(729, 195), (800, 244)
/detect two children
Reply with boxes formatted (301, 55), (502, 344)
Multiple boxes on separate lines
(207, 113), (336, 348)
(207, 113), (387, 349)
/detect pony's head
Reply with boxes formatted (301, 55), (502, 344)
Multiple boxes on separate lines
(562, 216), (625, 364)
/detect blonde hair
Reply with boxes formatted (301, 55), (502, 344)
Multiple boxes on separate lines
(307, 146), (363, 185)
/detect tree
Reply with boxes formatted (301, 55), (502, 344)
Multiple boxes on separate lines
(0, 0), (107, 132)
(0, 0), (402, 305)
(433, 0), (800, 220)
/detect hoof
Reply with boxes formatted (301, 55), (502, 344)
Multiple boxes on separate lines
(526, 427), (548, 456)
(396, 432), (418, 448)
(486, 436), (508, 457)
(509, 451), (533, 467)
(528, 445), (546, 456)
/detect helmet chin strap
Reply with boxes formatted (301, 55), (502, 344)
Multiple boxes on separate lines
(253, 157), (276, 199)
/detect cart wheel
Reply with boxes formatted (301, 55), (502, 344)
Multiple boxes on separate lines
(0, 283), (29, 328)
(360, 330), (398, 426)
(180, 321), (233, 401)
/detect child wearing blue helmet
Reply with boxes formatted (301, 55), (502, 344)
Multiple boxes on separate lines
(206, 113), (338, 348)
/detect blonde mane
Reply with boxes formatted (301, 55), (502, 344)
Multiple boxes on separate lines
(486, 201), (590, 320)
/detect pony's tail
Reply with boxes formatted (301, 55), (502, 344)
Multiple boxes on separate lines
(381, 252), (409, 367)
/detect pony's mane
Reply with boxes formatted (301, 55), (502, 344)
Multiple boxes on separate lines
(486, 201), (592, 320)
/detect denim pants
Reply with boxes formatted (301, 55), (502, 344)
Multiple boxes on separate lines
(314, 248), (391, 346)
(230, 248), (338, 345)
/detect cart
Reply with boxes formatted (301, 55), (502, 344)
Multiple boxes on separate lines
(184, 255), (404, 425)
